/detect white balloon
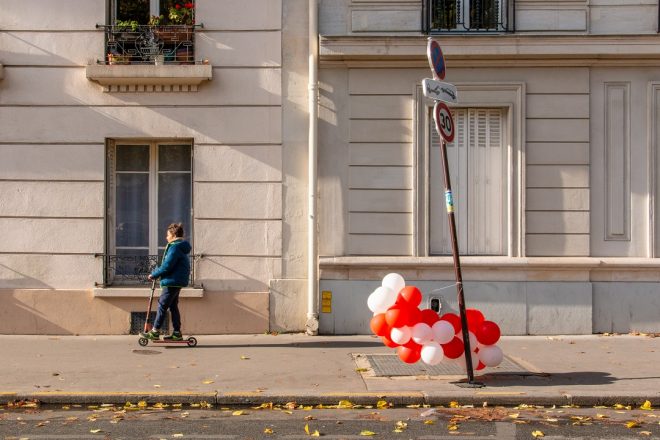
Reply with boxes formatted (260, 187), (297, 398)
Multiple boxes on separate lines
(478, 345), (503, 367)
(456, 350), (480, 372)
(367, 286), (396, 314)
(390, 326), (411, 345)
(382, 273), (405, 295)
(457, 331), (478, 351)
(421, 342), (444, 365)
(411, 322), (433, 345)
(431, 320), (455, 344)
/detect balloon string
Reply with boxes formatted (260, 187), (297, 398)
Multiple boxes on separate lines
(428, 283), (458, 294)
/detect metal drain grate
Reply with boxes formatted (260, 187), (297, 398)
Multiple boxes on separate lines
(130, 312), (169, 335)
(364, 354), (531, 377)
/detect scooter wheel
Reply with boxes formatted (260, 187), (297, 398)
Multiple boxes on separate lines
(138, 337), (149, 346)
(187, 337), (197, 347)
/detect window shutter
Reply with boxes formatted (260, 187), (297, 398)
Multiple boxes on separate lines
(429, 107), (506, 255)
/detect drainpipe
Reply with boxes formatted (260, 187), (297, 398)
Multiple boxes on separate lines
(306, 0), (320, 336)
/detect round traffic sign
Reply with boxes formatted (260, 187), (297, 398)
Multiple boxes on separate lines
(434, 101), (455, 143)
(427, 39), (446, 80)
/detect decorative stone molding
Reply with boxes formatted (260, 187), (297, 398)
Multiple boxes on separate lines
(86, 64), (212, 93)
(92, 287), (204, 297)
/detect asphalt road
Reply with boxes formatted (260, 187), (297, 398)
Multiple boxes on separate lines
(0, 404), (658, 439)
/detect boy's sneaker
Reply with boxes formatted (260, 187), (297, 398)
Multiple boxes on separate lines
(163, 331), (183, 341)
(140, 329), (160, 340)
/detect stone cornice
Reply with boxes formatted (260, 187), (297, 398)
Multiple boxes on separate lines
(86, 64), (212, 93)
(320, 34), (660, 66)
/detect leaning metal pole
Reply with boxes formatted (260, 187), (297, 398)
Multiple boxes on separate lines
(437, 137), (479, 385)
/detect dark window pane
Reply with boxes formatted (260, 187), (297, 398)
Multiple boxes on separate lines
(116, 145), (150, 171)
(159, 144), (191, 171)
(117, 0), (150, 24)
(158, 173), (192, 247)
(431, 0), (457, 29)
(470, 0), (498, 29)
(116, 174), (149, 247)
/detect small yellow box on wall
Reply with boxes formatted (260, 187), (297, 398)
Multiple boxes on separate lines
(321, 291), (332, 313)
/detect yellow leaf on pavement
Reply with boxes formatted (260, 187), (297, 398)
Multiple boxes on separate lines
(355, 368), (368, 373)
(264, 428), (273, 434)
(626, 421), (640, 428)
(377, 400), (390, 409)
(641, 400), (653, 410)
(338, 400), (354, 409)
(202, 380), (214, 384)
(240, 355), (250, 360)
(305, 423), (310, 435)
(508, 413), (520, 419)
(90, 429), (102, 434)
(448, 424), (459, 431)
(311, 431), (320, 437)
(640, 431), (652, 436)
(424, 420), (435, 425)
(232, 410), (244, 416)
(532, 430), (544, 437)
(596, 414), (609, 419)
(137, 401), (148, 408)
(449, 401), (460, 408)
(360, 430), (376, 436)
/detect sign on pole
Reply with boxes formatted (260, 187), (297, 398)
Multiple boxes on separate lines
(423, 78), (457, 104)
(433, 101), (455, 143)
(427, 39), (446, 80)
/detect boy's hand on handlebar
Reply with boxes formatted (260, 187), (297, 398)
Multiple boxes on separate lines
(147, 274), (154, 281)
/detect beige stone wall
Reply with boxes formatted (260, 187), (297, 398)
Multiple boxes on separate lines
(0, 0), (289, 334)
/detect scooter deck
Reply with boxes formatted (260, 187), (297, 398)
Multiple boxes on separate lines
(138, 336), (197, 347)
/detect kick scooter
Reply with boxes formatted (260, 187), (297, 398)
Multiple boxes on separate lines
(138, 279), (197, 347)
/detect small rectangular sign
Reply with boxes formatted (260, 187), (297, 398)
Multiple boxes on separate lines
(321, 291), (332, 313)
(422, 78), (457, 104)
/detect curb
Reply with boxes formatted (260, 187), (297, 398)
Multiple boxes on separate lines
(7, 392), (659, 408)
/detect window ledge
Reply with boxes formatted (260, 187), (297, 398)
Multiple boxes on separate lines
(86, 64), (212, 92)
(93, 287), (204, 298)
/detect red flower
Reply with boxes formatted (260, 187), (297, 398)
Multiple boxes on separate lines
(175, 4), (181, 8)
(185, 2), (193, 8)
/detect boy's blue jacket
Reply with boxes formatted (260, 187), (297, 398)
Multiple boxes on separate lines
(150, 239), (191, 287)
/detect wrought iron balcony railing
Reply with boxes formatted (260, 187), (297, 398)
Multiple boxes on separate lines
(98, 24), (198, 65)
(423, 0), (511, 33)
(95, 254), (200, 287)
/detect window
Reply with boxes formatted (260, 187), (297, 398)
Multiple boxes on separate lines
(105, 1), (195, 65)
(105, 141), (192, 285)
(429, 108), (507, 255)
(425, 0), (508, 32)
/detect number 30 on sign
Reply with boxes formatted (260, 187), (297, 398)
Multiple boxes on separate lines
(433, 101), (455, 143)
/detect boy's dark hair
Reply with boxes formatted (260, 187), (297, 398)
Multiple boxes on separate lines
(167, 223), (184, 238)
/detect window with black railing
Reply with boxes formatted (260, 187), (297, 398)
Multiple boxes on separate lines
(423, 0), (510, 33)
(103, 0), (197, 65)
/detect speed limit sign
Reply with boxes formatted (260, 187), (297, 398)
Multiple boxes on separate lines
(433, 101), (455, 143)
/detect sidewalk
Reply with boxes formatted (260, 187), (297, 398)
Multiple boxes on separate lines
(1, 334), (658, 407)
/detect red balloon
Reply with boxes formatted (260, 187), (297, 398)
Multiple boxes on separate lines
(466, 309), (485, 330)
(381, 335), (399, 348)
(441, 336), (465, 359)
(398, 286), (422, 307)
(370, 313), (389, 337)
(385, 305), (409, 328)
(403, 339), (421, 350)
(406, 306), (422, 327)
(420, 309), (440, 326)
(439, 313), (462, 334)
(396, 345), (421, 364)
(476, 361), (486, 371)
(476, 320), (501, 346)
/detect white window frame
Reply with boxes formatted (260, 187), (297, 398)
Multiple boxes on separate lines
(414, 82), (524, 257)
(106, 139), (193, 273)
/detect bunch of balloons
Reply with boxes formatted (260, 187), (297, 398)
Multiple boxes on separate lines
(368, 273), (504, 370)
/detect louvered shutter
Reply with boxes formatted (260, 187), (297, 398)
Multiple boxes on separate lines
(429, 108), (506, 255)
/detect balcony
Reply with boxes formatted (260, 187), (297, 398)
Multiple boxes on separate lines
(85, 24), (212, 92)
(423, 0), (510, 33)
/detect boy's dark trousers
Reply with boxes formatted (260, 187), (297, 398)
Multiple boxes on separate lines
(153, 286), (181, 332)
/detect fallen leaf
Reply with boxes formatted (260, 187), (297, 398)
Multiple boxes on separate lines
(508, 413), (520, 419)
(406, 404), (421, 408)
(137, 401), (148, 408)
(355, 368), (368, 373)
(360, 430), (376, 436)
(424, 420), (435, 425)
(240, 355), (250, 360)
(596, 414), (609, 419)
(232, 410), (244, 416)
(640, 431), (652, 436)
(264, 428), (274, 434)
(154, 384), (161, 388)
(377, 400), (390, 409)
(90, 429), (102, 434)
(449, 401), (460, 408)
(173, 435), (184, 438)
(532, 430), (544, 438)
(448, 424), (459, 431)
(626, 421), (640, 428)
(338, 400), (354, 409)
(202, 380), (214, 385)
(641, 401), (653, 410)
